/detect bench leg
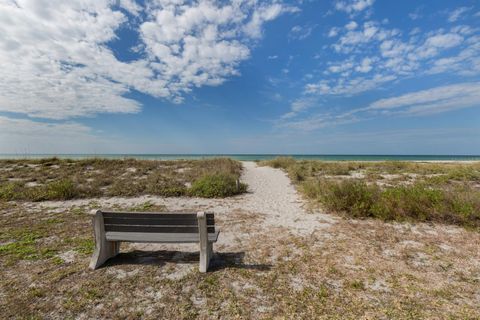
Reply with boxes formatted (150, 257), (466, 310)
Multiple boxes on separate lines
(207, 242), (213, 260)
(199, 242), (213, 273)
(89, 211), (120, 270)
(89, 241), (119, 270)
(197, 211), (213, 273)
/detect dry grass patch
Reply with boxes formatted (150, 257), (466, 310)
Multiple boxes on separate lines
(261, 157), (480, 230)
(0, 157), (246, 201)
(1, 201), (479, 319)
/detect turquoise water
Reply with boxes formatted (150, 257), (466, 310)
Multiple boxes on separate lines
(0, 154), (479, 161)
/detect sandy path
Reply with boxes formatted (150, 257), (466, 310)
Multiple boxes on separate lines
(237, 161), (335, 234)
(36, 161), (336, 256)
(37, 161), (335, 235)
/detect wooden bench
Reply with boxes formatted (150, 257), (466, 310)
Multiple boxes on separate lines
(89, 210), (220, 272)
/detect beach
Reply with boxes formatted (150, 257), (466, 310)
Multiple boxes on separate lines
(1, 158), (480, 318)
(3, 0), (479, 317)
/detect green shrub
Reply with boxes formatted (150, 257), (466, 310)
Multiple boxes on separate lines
(445, 167), (480, 182)
(370, 184), (444, 222)
(25, 179), (78, 201)
(262, 157), (296, 169)
(303, 178), (480, 229)
(46, 179), (78, 200)
(189, 174), (247, 198)
(0, 182), (23, 201)
(314, 180), (378, 218)
(288, 165), (308, 182)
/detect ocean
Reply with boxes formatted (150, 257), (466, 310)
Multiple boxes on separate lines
(1, 154), (479, 161)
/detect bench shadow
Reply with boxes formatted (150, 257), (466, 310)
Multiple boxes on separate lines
(103, 250), (272, 272)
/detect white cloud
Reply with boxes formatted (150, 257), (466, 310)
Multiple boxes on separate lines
(335, 0), (375, 14)
(0, 117), (90, 137)
(304, 22), (478, 99)
(328, 27), (340, 37)
(268, 55), (278, 59)
(424, 33), (464, 48)
(429, 35), (480, 76)
(411, 32), (464, 60)
(279, 82), (480, 131)
(355, 57), (373, 73)
(119, 0), (142, 16)
(277, 4), (480, 133)
(409, 27), (421, 36)
(243, 3), (299, 38)
(448, 6), (471, 22)
(333, 21), (399, 53)
(281, 97), (316, 119)
(0, 0), (294, 120)
(345, 21), (358, 30)
(367, 82), (480, 115)
(289, 24), (316, 40)
(408, 7), (422, 20)
(278, 111), (359, 131)
(327, 60), (354, 73)
(0, 116), (104, 153)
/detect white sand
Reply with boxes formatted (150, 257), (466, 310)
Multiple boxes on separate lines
(237, 161), (335, 234)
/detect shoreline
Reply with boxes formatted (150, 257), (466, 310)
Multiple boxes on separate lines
(1, 155), (480, 162)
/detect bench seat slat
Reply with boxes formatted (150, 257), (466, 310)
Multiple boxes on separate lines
(105, 230), (220, 243)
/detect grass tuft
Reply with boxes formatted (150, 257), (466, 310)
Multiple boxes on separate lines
(264, 157), (480, 230)
(189, 173), (247, 198)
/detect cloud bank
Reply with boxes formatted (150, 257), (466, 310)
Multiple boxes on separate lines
(0, 0), (294, 119)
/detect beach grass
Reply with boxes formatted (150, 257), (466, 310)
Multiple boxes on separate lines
(1, 159), (480, 318)
(0, 157), (246, 201)
(261, 157), (480, 230)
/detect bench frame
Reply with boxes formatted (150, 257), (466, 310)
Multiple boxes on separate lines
(89, 210), (218, 272)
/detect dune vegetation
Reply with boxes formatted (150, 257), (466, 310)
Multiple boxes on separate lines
(1, 159), (480, 318)
(261, 157), (480, 230)
(0, 157), (247, 201)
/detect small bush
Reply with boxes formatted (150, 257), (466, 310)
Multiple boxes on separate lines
(312, 180), (378, 218)
(45, 179), (78, 200)
(0, 182), (23, 201)
(304, 178), (480, 229)
(146, 183), (186, 197)
(189, 174), (247, 198)
(262, 157), (296, 169)
(26, 179), (79, 201)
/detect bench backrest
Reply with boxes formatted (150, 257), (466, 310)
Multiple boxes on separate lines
(102, 211), (215, 234)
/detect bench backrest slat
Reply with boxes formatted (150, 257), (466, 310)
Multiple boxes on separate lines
(104, 225), (216, 233)
(104, 217), (214, 226)
(102, 212), (214, 220)
(101, 211), (215, 234)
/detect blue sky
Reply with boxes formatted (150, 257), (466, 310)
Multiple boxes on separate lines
(1, 0), (479, 154)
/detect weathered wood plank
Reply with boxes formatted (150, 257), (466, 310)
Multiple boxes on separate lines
(104, 225), (215, 233)
(89, 210), (120, 270)
(102, 212), (214, 220)
(103, 217), (214, 226)
(198, 211), (210, 273)
(105, 230), (220, 243)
